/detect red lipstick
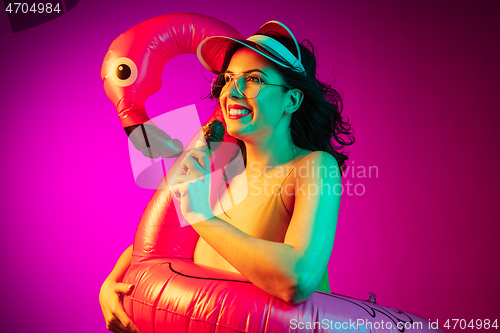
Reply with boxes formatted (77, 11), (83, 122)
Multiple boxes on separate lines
(227, 104), (252, 120)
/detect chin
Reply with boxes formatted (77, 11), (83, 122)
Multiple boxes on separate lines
(225, 122), (243, 137)
(226, 127), (244, 141)
(225, 119), (257, 142)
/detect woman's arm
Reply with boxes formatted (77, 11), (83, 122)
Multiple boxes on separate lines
(281, 151), (341, 302)
(99, 245), (140, 333)
(104, 244), (133, 283)
(173, 151), (340, 304)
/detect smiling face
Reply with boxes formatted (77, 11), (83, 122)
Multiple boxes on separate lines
(219, 47), (291, 142)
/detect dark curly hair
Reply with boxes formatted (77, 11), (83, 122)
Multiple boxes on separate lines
(207, 31), (355, 174)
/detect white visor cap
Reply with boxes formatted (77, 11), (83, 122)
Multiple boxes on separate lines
(197, 21), (306, 76)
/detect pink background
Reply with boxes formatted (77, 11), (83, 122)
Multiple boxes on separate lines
(1, 1), (499, 332)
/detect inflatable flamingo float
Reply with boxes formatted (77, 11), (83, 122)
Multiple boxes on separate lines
(101, 12), (443, 333)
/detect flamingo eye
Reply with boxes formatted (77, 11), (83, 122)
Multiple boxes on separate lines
(109, 57), (138, 87)
(117, 64), (131, 80)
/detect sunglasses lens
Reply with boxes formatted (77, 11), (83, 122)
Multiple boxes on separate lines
(211, 73), (261, 99)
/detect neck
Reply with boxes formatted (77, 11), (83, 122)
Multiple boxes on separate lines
(243, 128), (300, 177)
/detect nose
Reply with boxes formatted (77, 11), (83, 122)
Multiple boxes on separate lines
(227, 78), (245, 99)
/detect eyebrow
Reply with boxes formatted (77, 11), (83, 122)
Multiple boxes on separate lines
(224, 69), (268, 77)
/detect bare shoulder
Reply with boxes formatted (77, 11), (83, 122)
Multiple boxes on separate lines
(294, 150), (341, 179)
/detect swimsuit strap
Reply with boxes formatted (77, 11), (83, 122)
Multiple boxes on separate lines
(278, 167), (295, 218)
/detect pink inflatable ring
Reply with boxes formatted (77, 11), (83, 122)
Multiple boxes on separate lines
(101, 13), (443, 333)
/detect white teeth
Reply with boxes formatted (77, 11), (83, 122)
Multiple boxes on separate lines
(229, 109), (251, 116)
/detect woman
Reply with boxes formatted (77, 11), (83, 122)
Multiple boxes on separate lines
(99, 21), (354, 333)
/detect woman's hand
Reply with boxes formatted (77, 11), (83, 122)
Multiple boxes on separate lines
(169, 148), (214, 224)
(99, 280), (140, 333)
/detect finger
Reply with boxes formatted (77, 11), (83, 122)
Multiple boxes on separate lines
(169, 179), (186, 191)
(104, 310), (128, 333)
(114, 283), (134, 295)
(169, 182), (187, 200)
(184, 155), (208, 175)
(108, 320), (129, 333)
(109, 319), (139, 333)
(188, 148), (211, 170)
(109, 299), (140, 333)
(173, 174), (203, 185)
(108, 284), (140, 332)
(182, 148), (210, 171)
(113, 311), (141, 333)
(169, 171), (205, 192)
